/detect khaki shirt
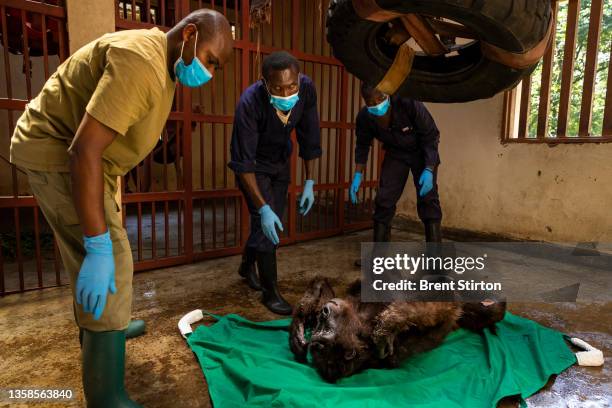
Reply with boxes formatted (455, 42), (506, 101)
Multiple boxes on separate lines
(10, 28), (176, 187)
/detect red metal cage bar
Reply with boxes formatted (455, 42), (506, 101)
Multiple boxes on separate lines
(0, 0), (68, 295)
(0, 0), (381, 296)
(116, 0), (380, 272)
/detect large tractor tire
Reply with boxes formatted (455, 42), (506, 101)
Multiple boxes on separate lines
(326, 0), (552, 103)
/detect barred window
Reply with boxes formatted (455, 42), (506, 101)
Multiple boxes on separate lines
(502, 0), (611, 143)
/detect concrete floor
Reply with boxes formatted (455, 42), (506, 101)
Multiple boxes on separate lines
(0, 229), (610, 407)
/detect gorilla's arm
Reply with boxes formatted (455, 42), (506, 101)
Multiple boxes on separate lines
(372, 301), (462, 358)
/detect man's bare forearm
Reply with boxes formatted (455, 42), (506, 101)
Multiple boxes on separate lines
(67, 113), (117, 237)
(69, 148), (107, 237)
(238, 172), (266, 209)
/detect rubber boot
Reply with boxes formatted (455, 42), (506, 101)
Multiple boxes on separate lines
(373, 222), (391, 242)
(423, 221), (452, 293)
(355, 222), (391, 267)
(238, 247), (261, 291)
(424, 221), (443, 265)
(81, 329), (142, 408)
(125, 320), (146, 339)
(424, 221), (442, 244)
(256, 250), (292, 315)
(80, 320), (146, 347)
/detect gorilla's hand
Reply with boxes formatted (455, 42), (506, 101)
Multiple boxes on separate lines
(373, 330), (396, 359)
(289, 319), (308, 362)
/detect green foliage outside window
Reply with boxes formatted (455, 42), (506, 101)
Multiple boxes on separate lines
(527, 0), (611, 138)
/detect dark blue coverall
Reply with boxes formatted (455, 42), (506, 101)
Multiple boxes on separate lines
(355, 95), (442, 226)
(229, 74), (322, 252)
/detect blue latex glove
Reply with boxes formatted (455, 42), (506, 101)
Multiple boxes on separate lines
(76, 230), (116, 321)
(349, 172), (363, 204)
(418, 168), (434, 197)
(299, 179), (315, 215)
(258, 204), (283, 245)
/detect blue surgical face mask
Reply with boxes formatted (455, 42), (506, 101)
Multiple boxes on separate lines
(367, 96), (390, 117)
(174, 31), (213, 88)
(264, 78), (300, 111)
(270, 92), (299, 111)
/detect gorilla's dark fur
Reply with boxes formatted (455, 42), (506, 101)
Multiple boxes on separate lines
(289, 277), (506, 382)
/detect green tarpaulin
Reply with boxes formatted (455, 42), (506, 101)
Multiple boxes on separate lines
(186, 312), (576, 408)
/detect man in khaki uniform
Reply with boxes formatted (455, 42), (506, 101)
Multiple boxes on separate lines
(10, 9), (233, 408)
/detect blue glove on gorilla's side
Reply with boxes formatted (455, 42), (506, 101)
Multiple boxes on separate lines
(418, 168), (434, 197)
(76, 230), (116, 321)
(258, 204), (284, 245)
(299, 179), (315, 215)
(349, 172), (363, 204)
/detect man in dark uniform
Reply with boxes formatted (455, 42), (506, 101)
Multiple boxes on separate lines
(229, 51), (321, 315)
(350, 83), (442, 264)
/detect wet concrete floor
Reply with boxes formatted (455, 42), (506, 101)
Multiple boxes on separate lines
(0, 228), (610, 407)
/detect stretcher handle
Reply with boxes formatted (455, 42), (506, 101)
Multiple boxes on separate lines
(178, 309), (204, 339)
(570, 337), (604, 366)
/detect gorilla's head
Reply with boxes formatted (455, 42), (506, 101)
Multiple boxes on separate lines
(308, 298), (372, 382)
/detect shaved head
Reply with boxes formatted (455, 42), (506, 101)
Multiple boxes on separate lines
(177, 9), (232, 43)
(167, 8), (233, 80)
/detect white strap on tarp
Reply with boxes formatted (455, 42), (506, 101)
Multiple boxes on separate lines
(570, 337), (604, 366)
(178, 309), (204, 339)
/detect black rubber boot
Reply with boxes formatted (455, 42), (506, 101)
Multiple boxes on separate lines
(238, 247), (261, 291)
(424, 221), (443, 260)
(355, 222), (391, 267)
(80, 320), (146, 347)
(424, 221), (442, 244)
(257, 250), (292, 315)
(423, 221), (452, 291)
(373, 222), (391, 242)
(81, 329), (142, 408)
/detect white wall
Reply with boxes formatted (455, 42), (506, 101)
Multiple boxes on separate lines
(396, 94), (612, 242)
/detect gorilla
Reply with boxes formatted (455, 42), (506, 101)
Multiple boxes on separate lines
(289, 277), (506, 382)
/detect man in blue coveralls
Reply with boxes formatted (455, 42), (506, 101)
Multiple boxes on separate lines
(229, 51), (321, 315)
(350, 83), (442, 267)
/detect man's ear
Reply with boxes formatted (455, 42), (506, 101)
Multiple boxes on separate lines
(184, 23), (198, 40)
(344, 348), (356, 360)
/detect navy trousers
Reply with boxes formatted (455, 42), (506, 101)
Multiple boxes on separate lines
(373, 155), (442, 225)
(237, 162), (290, 253)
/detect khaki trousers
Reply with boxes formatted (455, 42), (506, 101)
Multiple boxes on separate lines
(24, 168), (132, 331)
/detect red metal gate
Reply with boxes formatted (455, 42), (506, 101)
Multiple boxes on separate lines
(0, 0), (381, 295)
(0, 0), (69, 295)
